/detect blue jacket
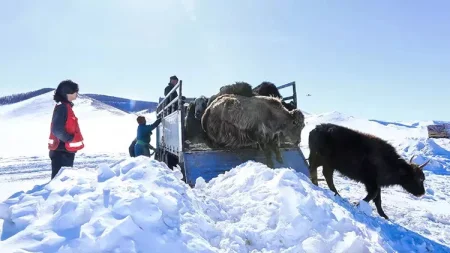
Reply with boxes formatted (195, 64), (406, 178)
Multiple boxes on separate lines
(136, 118), (162, 144)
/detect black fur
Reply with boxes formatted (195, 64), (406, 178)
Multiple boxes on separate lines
(308, 123), (429, 219)
(253, 82), (297, 111)
(185, 101), (206, 143)
(252, 81), (282, 98)
(207, 82), (254, 107)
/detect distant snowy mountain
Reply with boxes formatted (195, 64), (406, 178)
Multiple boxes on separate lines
(84, 93), (158, 114)
(0, 88), (54, 106)
(0, 88), (158, 113)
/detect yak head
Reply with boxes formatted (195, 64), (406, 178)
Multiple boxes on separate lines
(283, 108), (305, 146)
(194, 96), (208, 120)
(400, 155), (430, 197)
(282, 101), (296, 111)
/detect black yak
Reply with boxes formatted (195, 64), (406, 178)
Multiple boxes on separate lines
(308, 123), (430, 219)
(207, 82), (254, 107)
(252, 81), (282, 98)
(201, 94), (305, 168)
(253, 81), (297, 111)
(185, 96), (209, 144)
(193, 95), (208, 120)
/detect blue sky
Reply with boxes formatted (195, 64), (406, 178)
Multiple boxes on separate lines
(0, 0), (449, 121)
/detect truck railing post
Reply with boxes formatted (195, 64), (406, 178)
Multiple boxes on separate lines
(277, 81), (297, 109)
(178, 80), (184, 163)
(155, 80), (185, 165)
(156, 81), (182, 117)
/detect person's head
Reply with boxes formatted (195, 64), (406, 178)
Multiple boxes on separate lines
(137, 116), (146, 125)
(54, 80), (79, 103)
(169, 75), (178, 85)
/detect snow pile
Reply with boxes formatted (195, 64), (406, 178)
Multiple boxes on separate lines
(1, 158), (448, 252)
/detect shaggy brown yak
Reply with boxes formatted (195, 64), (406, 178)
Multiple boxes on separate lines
(201, 94), (305, 167)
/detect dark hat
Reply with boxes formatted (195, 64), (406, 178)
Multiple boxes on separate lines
(170, 75), (178, 81)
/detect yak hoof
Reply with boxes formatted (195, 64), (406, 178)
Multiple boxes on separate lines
(266, 159), (274, 168)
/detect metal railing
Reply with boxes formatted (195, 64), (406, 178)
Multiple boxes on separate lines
(156, 80), (183, 117)
(155, 80), (186, 166)
(277, 81), (297, 108)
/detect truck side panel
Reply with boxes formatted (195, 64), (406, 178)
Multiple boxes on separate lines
(157, 109), (182, 155)
(183, 147), (310, 186)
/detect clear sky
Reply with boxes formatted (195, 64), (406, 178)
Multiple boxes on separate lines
(1, 0), (449, 121)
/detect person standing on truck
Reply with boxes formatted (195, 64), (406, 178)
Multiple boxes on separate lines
(164, 75), (179, 114)
(48, 80), (85, 180)
(134, 116), (162, 157)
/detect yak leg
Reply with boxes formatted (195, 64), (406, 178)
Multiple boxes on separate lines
(362, 183), (379, 203)
(268, 141), (283, 164)
(322, 165), (340, 196)
(372, 188), (389, 219)
(308, 152), (320, 186)
(261, 143), (275, 168)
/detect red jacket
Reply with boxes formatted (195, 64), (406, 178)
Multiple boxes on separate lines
(48, 102), (84, 152)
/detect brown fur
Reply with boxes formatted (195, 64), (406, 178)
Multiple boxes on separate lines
(201, 94), (305, 167)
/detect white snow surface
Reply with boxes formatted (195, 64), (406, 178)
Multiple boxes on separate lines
(0, 92), (449, 252)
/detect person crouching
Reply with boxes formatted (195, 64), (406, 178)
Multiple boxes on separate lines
(48, 80), (85, 179)
(135, 116), (162, 157)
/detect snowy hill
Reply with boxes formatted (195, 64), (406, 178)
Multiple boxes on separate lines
(84, 93), (158, 114)
(0, 90), (155, 157)
(0, 88), (158, 114)
(0, 101), (449, 252)
(0, 88), (54, 106)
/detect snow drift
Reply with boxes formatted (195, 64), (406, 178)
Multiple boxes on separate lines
(0, 158), (448, 253)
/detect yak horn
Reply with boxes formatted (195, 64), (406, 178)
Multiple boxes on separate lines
(419, 159), (431, 170)
(409, 155), (416, 164)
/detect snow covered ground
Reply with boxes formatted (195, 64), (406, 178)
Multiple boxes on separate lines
(0, 92), (449, 252)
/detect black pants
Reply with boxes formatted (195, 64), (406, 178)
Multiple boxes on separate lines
(49, 150), (75, 179)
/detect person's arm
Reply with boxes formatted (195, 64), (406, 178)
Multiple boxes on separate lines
(146, 118), (162, 132)
(164, 85), (170, 96)
(51, 104), (74, 142)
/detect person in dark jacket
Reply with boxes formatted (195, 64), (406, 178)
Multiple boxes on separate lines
(48, 80), (84, 179)
(164, 76), (178, 110)
(164, 75), (179, 114)
(134, 116), (162, 157)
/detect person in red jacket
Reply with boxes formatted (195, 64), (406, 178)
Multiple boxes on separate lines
(48, 80), (85, 179)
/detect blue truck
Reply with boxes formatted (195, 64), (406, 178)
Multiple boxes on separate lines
(154, 80), (310, 186)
